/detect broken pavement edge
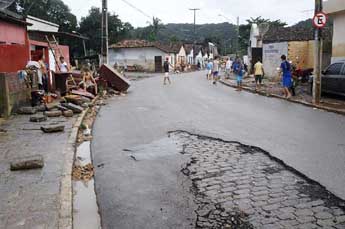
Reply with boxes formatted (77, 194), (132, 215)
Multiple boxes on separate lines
(58, 96), (99, 229)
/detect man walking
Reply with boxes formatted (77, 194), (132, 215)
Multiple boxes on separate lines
(233, 58), (244, 91)
(212, 57), (220, 85)
(163, 57), (171, 85)
(254, 59), (264, 91)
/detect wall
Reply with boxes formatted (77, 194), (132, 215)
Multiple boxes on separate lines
(0, 72), (31, 117)
(324, 0), (345, 14)
(0, 44), (30, 72)
(288, 41), (314, 69)
(331, 13), (345, 62)
(108, 47), (168, 72)
(0, 21), (27, 45)
(263, 42), (288, 78)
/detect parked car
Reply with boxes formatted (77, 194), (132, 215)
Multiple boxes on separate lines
(309, 61), (345, 97)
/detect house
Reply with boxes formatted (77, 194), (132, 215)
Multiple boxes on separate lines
(0, 9), (31, 72)
(109, 40), (177, 72)
(26, 15), (71, 72)
(324, 0), (345, 63)
(208, 42), (219, 59)
(176, 45), (187, 69)
(262, 27), (332, 77)
(0, 9), (32, 117)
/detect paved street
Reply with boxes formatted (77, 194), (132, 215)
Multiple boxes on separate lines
(0, 114), (76, 228)
(92, 71), (345, 228)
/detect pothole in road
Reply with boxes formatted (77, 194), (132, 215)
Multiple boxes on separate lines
(169, 130), (345, 229)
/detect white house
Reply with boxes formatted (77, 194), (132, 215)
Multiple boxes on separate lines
(324, 0), (345, 62)
(109, 40), (173, 72)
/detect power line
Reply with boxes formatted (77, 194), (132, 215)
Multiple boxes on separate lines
(120, 0), (152, 20)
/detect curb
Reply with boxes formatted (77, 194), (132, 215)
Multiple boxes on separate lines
(220, 80), (345, 116)
(58, 96), (99, 229)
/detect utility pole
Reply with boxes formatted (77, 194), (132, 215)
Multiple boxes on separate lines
(313, 0), (323, 104)
(101, 0), (109, 65)
(189, 8), (200, 64)
(236, 16), (240, 57)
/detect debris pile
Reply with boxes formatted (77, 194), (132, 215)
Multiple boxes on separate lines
(72, 163), (94, 181)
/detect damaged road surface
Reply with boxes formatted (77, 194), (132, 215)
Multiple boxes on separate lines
(92, 72), (345, 228)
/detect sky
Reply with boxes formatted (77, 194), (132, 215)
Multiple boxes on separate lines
(62, 0), (315, 28)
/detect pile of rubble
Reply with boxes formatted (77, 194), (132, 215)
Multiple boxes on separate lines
(72, 163), (94, 181)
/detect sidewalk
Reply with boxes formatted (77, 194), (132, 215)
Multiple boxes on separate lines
(0, 113), (77, 228)
(220, 76), (345, 115)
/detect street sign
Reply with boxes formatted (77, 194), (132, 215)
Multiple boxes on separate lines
(313, 12), (328, 28)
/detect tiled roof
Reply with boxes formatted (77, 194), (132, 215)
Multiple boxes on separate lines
(263, 26), (332, 43)
(110, 40), (182, 53)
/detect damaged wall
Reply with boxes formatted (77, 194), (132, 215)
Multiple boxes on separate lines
(0, 72), (31, 117)
(109, 47), (168, 72)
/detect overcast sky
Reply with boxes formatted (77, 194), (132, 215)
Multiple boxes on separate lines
(62, 0), (315, 27)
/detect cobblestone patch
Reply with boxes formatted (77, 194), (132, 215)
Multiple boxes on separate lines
(170, 131), (345, 229)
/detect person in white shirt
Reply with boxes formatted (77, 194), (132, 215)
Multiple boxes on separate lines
(59, 56), (70, 73)
(225, 58), (233, 79)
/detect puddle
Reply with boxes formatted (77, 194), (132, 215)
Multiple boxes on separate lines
(124, 137), (183, 160)
(73, 141), (101, 229)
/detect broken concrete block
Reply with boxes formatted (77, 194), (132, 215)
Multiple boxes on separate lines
(100, 64), (131, 92)
(63, 110), (74, 117)
(41, 125), (65, 133)
(61, 103), (83, 114)
(71, 90), (95, 99)
(45, 102), (59, 111)
(44, 110), (62, 117)
(10, 155), (44, 171)
(56, 104), (69, 112)
(18, 107), (37, 115)
(30, 115), (47, 123)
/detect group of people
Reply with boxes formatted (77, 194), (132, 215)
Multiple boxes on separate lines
(206, 57), (246, 91)
(205, 55), (294, 99)
(36, 54), (97, 95)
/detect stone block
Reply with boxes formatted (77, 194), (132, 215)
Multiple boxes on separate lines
(41, 125), (65, 133)
(10, 155), (44, 171)
(45, 110), (62, 117)
(30, 115), (47, 123)
(18, 106), (37, 115)
(63, 110), (74, 118)
(61, 103), (83, 114)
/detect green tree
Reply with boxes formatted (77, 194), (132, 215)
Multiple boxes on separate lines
(79, 7), (133, 54)
(238, 17), (287, 54)
(9, 0), (77, 32)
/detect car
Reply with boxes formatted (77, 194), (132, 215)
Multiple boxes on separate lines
(309, 60), (345, 97)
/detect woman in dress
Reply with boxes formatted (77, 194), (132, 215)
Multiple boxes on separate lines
(280, 55), (292, 98)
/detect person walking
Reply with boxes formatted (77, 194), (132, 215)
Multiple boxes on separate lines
(280, 55), (292, 98)
(225, 58), (233, 79)
(206, 59), (213, 80)
(212, 57), (220, 85)
(254, 59), (264, 91)
(163, 57), (171, 85)
(233, 58), (244, 91)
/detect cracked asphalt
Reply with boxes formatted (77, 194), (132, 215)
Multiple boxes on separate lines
(91, 71), (345, 228)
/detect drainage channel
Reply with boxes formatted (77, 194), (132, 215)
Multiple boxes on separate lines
(73, 141), (101, 229)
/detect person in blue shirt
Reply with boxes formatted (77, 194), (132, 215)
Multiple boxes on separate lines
(280, 55), (292, 98)
(206, 60), (213, 80)
(233, 58), (244, 91)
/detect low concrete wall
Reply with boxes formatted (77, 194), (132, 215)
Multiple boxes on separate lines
(0, 72), (31, 117)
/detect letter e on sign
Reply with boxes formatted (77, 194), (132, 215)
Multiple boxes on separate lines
(313, 12), (328, 28)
